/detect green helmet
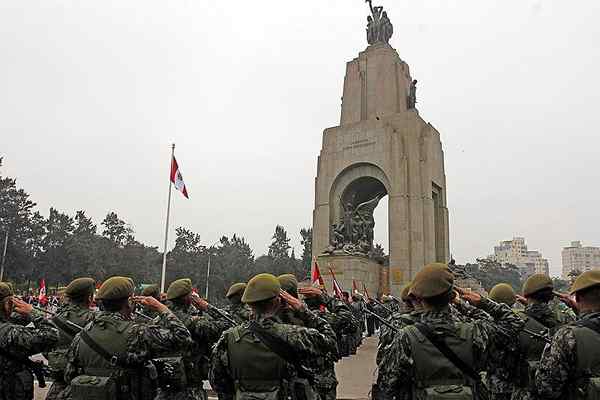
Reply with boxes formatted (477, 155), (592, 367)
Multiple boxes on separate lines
(242, 273), (281, 304)
(141, 284), (160, 298)
(570, 270), (600, 295)
(489, 283), (516, 306)
(277, 274), (298, 298)
(166, 278), (193, 300)
(66, 277), (95, 299)
(409, 263), (454, 299)
(0, 282), (13, 301)
(226, 283), (247, 305)
(400, 282), (413, 302)
(96, 277), (134, 300)
(522, 274), (553, 297)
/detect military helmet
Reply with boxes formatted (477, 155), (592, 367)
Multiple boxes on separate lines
(522, 274), (553, 297)
(570, 270), (600, 295)
(242, 273), (281, 304)
(226, 282), (247, 299)
(277, 274), (298, 297)
(489, 283), (516, 306)
(96, 276), (134, 300)
(409, 263), (454, 299)
(0, 282), (13, 301)
(166, 278), (193, 300)
(66, 277), (95, 299)
(142, 284), (160, 298)
(400, 282), (413, 302)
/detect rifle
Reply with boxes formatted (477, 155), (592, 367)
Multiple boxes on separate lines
(135, 310), (158, 323)
(207, 303), (237, 326)
(33, 305), (84, 332)
(360, 298), (407, 333)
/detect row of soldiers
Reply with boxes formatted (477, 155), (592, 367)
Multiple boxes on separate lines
(374, 263), (600, 400)
(0, 272), (364, 400)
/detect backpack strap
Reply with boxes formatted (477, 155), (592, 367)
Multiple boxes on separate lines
(80, 330), (122, 366)
(413, 322), (482, 386)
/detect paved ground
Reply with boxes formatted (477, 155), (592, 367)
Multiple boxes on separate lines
(35, 336), (379, 400)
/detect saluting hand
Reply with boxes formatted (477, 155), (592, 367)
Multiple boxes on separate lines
(280, 290), (305, 311)
(12, 297), (33, 316)
(554, 291), (577, 310)
(515, 294), (528, 305)
(298, 287), (323, 298)
(455, 287), (482, 306)
(132, 296), (168, 313)
(190, 293), (209, 311)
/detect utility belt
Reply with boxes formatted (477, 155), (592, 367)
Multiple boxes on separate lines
(234, 378), (314, 400)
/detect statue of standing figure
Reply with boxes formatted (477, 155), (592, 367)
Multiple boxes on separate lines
(365, 1), (393, 45)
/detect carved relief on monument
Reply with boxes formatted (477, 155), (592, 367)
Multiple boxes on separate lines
(365, 1), (393, 45)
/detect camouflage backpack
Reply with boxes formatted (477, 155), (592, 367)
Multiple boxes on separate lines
(405, 323), (477, 400)
(569, 324), (600, 400)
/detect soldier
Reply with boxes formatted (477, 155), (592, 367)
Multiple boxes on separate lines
(62, 276), (192, 400)
(277, 274), (307, 326)
(375, 263), (524, 400)
(225, 282), (251, 323)
(350, 292), (365, 351)
(45, 277), (97, 400)
(536, 270), (600, 398)
(301, 287), (355, 400)
(512, 274), (576, 400)
(157, 278), (231, 400)
(0, 282), (59, 400)
(134, 284), (162, 322)
(209, 273), (338, 400)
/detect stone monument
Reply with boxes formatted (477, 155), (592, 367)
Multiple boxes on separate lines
(312, 2), (450, 297)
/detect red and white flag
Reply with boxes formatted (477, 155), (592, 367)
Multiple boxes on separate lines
(38, 279), (47, 304)
(311, 259), (325, 290)
(328, 266), (344, 299)
(170, 156), (189, 199)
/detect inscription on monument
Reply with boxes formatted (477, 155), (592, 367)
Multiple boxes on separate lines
(343, 138), (376, 151)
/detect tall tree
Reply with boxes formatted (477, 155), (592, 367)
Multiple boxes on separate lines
(101, 211), (134, 247)
(268, 225), (291, 261)
(300, 227), (312, 275)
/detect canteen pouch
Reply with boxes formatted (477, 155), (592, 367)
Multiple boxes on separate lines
(418, 385), (473, 400)
(153, 357), (187, 390)
(70, 375), (117, 400)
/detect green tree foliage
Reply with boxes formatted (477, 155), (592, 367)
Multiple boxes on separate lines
(300, 227), (312, 277)
(268, 225), (291, 261)
(464, 259), (523, 292)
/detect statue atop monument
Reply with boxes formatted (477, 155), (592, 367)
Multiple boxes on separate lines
(365, 0), (393, 45)
(324, 192), (385, 257)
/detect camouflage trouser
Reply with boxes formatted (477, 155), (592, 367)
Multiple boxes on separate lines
(314, 365), (338, 400)
(490, 394), (512, 400)
(45, 380), (67, 400)
(155, 386), (207, 400)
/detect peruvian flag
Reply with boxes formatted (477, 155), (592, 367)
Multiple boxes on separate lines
(363, 282), (371, 300)
(170, 156), (189, 199)
(311, 259), (325, 290)
(328, 266), (344, 299)
(38, 279), (47, 304)
(352, 279), (359, 294)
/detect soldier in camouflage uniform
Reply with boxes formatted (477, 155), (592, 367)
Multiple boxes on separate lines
(134, 284), (162, 322)
(301, 286), (355, 400)
(375, 263), (524, 400)
(0, 282), (59, 400)
(156, 278), (231, 400)
(225, 282), (251, 323)
(61, 276), (192, 400)
(512, 274), (576, 400)
(209, 273), (338, 400)
(536, 270), (600, 398)
(45, 277), (98, 400)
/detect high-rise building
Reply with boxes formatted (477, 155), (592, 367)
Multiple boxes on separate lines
(562, 241), (600, 279)
(489, 237), (550, 276)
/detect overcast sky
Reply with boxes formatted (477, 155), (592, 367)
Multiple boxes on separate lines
(1, 1), (599, 277)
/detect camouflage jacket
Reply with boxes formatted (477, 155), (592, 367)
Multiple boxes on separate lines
(63, 310), (192, 383)
(377, 310), (420, 365)
(0, 309), (59, 400)
(535, 311), (600, 399)
(226, 302), (251, 324)
(209, 307), (338, 398)
(167, 302), (231, 384)
(51, 303), (96, 349)
(376, 298), (524, 400)
(523, 302), (575, 332)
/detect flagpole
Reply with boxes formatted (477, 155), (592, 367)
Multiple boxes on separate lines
(160, 143), (175, 293)
(0, 230), (8, 281)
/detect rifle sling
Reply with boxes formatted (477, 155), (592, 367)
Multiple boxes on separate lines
(414, 322), (481, 384)
(80, 330), (121, 366)
(52, 316), (80, 339)
(247, 321), (309, 380)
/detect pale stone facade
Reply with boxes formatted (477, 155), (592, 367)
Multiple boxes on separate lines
(562, 241), (600, 278)
(312, 43), (450, 297)
(489, 237), (549, 276)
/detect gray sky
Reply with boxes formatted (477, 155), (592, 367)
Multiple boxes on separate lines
(1, 1), (599, 277)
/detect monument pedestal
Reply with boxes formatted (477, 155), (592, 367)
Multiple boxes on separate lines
(317, 255), (384, 298)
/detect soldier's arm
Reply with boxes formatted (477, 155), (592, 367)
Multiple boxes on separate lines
(375, 331), (413, 400)
(188, 315), (230, 343)
(452, 298), (492, 321)
(10, 309), (59, 355)
(138, 309), (193, 354)
(63, 334), (84, 383)
(535, 326), (577, 399)
(209, 332), (235, 400)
